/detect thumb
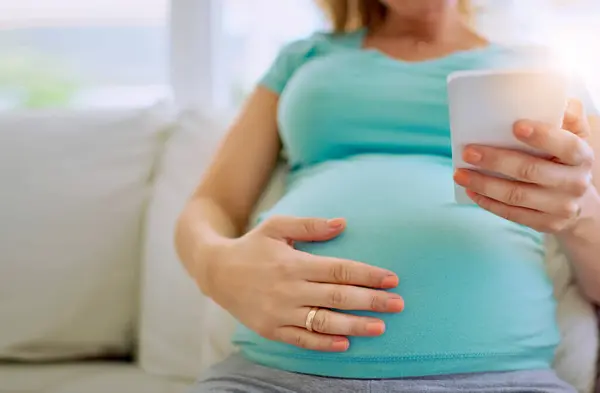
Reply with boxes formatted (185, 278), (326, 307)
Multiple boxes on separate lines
(562, 99), (590, 138)
(261, 216), (346, 242)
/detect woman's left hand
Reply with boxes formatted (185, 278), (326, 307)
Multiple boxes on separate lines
(454, 99), (596, 234)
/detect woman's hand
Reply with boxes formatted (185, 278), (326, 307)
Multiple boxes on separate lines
(202, 216), (403, 352)
(453, 99), (596, 234)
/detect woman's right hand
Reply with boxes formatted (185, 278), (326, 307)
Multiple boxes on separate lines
(202, 216), (403, 352)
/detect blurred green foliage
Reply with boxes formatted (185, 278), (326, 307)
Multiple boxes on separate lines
(0, 50), (79, 109)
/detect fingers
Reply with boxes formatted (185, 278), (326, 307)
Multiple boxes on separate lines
(260, 216), (346, 242)
(274, 326), (349, 352)
(512, 120), (593, 166)
(274, 306), (390, 352)
(461, 146), (590, 193)
(300, 254), (399, 289)
(289, 307), (386, 337)
(466, 190), (576, 234)
(299, 282), (405, 313)
(454, 170), (582, 219)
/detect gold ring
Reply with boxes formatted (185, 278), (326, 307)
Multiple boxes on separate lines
(305, 307), (319, 332)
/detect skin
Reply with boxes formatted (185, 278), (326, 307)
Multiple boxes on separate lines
(175, 0), (600, 354)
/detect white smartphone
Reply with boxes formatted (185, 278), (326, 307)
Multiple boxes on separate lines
(447, 69), (569, 204)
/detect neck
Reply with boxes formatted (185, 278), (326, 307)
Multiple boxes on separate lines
(375, 8), (469, 43)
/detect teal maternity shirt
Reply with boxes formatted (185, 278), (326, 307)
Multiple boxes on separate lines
(232, 29), (599, 379)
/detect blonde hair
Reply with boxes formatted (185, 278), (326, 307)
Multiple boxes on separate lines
(318, 0), (474, 33)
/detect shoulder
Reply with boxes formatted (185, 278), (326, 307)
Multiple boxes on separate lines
(274, 30), (356, 63)
(259, 30), (360, 94)
(276, 34), (320, 61)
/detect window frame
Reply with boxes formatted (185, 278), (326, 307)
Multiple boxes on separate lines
(0, 0), (170, 111)
(170, 0), (231, 111)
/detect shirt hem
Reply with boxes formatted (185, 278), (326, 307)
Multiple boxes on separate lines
(238, 348), (554, 379)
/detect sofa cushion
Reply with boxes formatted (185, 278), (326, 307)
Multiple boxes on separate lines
(138, 110), (287, 379)
(545, 236), (599, 393)
(0, 104), (173, 361)
(0, 362), (191, 393)
(138, 110), (233, 379)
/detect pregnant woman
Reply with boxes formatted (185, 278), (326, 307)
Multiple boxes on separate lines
(176, 0), (600, 392)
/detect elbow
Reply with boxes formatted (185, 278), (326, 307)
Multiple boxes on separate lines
(173, 200), (198, 276)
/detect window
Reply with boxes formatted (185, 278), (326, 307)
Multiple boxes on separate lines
(219, 0), (325, 108)
(0, 0), (169, 110)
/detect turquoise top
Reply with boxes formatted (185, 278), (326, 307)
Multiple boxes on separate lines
(232, 29), (598, 379)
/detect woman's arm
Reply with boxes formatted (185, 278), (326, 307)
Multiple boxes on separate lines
(557, 115), (600, 304)
(175, 87), (282, 292)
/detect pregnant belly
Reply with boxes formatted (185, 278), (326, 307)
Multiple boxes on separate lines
(234, 154), (559, 376)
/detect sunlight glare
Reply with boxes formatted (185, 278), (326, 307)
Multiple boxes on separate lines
(539, 18), (600, 107)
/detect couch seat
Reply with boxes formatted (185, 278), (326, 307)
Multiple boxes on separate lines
(0, 362), (192, 393)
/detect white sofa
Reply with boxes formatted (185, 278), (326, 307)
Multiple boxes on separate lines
(0, 103), (597, 393)
(0, 104), (198, 393)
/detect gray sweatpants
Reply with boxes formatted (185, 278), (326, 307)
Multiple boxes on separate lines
(191, 354), (576, 393)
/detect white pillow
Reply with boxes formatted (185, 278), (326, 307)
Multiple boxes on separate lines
(0, 104), (172, 360)
(545, 236), (598, 393)
(138, 110), (287, 379)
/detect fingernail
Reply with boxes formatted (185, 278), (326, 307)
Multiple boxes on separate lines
(381, 275), (399, 288)
(466, 189), (478, 200)
(327, 218), (345, 230)
(453, 170), (471, 187)
(516, 125), (534, 138)
(332, 338), (349, 351)
(463, 148), (482, 164)
(366, 322), (386, 336)
(387, 297), (405, 312)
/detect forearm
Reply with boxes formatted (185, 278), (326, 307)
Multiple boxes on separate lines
(558, 188), (600, 304)
(175, 197), (241, 295)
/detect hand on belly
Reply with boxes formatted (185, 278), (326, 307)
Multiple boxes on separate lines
(207, 215), (405, 352)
